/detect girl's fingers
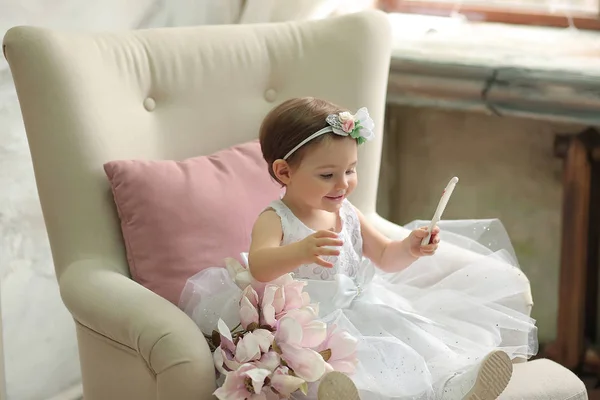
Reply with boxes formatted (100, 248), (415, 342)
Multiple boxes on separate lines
(420, 244), (438, 255)
(412, 229), (428, 238)
(314, 257), (334, 268)
(314, 230), (339, 239)
(316, 247), (341, 256)
(316, 238), (344, 247)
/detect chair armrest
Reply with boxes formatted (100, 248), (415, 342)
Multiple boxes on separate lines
(365, 212), (412, 240)
(59, 259), (216, 397)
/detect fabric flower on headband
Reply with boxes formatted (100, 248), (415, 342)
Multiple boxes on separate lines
(282, 106), (376, 160)
(326, 107), (375, 145)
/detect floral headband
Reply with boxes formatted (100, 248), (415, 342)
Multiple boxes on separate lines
(282, 107), (375, 160)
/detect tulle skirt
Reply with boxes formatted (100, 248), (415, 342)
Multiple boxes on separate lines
(179, 219), (538, 400)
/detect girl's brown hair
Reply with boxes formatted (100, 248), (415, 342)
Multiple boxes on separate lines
(259, 97), (347, 183)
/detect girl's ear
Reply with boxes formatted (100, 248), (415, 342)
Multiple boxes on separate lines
(272, 159), (293, 185)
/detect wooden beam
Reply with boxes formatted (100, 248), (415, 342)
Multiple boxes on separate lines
(555, 134), (591, 368)
(379, 0), (600, 30)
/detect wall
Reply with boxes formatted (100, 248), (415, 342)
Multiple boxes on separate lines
(377, 104), (586, 343)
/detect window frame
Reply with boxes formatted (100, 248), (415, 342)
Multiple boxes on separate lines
(378, 0), (600, 30)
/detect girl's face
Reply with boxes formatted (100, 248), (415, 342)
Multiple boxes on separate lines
(283, 137), (358, 212)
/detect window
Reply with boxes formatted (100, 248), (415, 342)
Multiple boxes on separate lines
(379, 0), (600, 29)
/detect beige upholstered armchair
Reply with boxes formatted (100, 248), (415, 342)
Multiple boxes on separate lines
(3, 10), (587, 400)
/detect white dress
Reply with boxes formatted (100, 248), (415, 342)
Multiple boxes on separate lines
(180, 199), (538, 400)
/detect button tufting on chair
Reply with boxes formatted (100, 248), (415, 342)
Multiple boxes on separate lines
(143, 97), (156, 111)
(264, 88), (277, 102)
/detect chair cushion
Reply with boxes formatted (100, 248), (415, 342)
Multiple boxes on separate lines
(501, 359), (587, 399)
(104, 140), (281, 304)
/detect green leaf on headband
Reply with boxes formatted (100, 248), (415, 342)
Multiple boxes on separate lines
(348, 123), (366, 145)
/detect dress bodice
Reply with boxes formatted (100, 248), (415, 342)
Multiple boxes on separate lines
(268, 199), (363, 280)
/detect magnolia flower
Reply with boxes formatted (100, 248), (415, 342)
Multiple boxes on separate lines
(283, 306), (327, 348)
(274, 316), (327, 382)
(214, 363), (271, 400)
(214, 345), (240, 374)
(254, 351), (281, 372)
(270, 366), (307, 397)
(235, 329), (274, 364)
(217, 319), (236, 351)
(210, 273), (359, 399)
(261, 285), (279, 328)
(225, 257), (253, 290)
(261, 276), (311, 327)
(213, 319), (241, 373)
(280, 278), (310, 311)
(315, 324), (359, 374)
(240, 286), (259, 330)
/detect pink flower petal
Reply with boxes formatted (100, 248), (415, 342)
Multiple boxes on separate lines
(213, 347), (228, 375)
(217, 319), (235, 352)
(242, 286), (259, 308)
(298, 320), (327, 348)
(284, 307), (317, 325)
(282, 307), (327, 348)
(274, 317), (303, 346)
(315, 326), (358, 374)
(223, 353), (241, 372)
(282, 281), (307, 311)
(270, 367), (306, 397)
(329, 330), (358, 360)
(214, 367), (249, 399)
(252, 329), (275, 353)
(214, 363), (271, 400)
(270, 273), (294, 287)
(224, 257), (246, 279)
(255, 351), (280, 372)
(250, 279), (267, 298)
(215, 343), (241, 373)
(235, 270), (254, 291)
(279, 342), (326, 382)
(261, 286), (278, 327)
(244, 367), (271, 394)
(301, 292), (311, 307)
(235, 332), (262, 363)
(239, 296), (259, 330)
(271, 286), (286, 315)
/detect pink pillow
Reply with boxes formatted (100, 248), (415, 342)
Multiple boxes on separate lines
(104, 140), (281, 304)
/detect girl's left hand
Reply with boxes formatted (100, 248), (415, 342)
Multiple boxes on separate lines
(406, 226), (440, 258)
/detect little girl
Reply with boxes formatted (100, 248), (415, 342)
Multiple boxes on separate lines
(180, 97), (538, 399)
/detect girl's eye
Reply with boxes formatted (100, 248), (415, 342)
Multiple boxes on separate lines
(320, 174), (333, 179)
(346, 169), (356, 175)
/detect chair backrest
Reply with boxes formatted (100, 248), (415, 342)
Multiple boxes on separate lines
(3, 10), (392, 278)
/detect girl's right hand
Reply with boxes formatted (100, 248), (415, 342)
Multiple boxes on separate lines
(297, 230), (343, 268)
